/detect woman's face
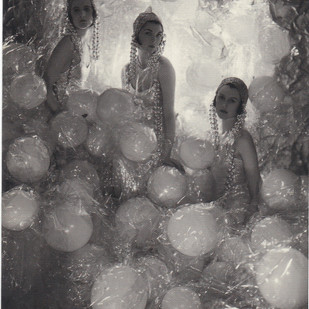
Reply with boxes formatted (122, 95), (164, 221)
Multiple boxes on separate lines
(215, 85), (241, 119)
(70, 0), (94, 30)
(137, 22), (163, 53)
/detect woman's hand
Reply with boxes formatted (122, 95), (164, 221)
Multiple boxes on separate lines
(46, 90), (60, 114)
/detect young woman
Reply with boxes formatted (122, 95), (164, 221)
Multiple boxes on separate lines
(209, 77), (262, 226)
(44, 0), (99, 114)
(113, 7), (178, 199)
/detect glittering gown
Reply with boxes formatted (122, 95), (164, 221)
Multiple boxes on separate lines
(113, 66), (164, 200)
(211, 143), (251, 225)
(53, 35), (82, 109)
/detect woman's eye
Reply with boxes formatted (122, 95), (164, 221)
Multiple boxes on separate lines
(73, 8), (80, 13)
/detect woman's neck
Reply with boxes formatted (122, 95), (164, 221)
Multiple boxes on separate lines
(76, 28), (88, 38)
(222, 117), (237, 133)
(137, 50), (151, 68)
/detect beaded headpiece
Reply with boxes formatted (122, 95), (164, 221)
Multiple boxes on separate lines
(216, 77), (249, 105)
(133, 7), (163, 42)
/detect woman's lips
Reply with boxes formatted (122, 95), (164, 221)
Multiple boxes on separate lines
(220, 109), (227, 114)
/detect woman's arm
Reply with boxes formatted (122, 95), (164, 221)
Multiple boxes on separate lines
(121, 64), (129, 89)
(158, 56), (176, 159)
(236, 130), (261, 203)
(43, 36), (74, 113)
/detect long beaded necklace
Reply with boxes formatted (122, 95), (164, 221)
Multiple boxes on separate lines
(125, 50), (164, 155)
(209, 104), (246, 201)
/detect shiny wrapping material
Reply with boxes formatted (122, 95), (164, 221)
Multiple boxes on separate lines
(2, 0), (309, 307)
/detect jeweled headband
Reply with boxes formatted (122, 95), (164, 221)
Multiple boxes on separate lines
(216, 77), (249, 104)
(133, 7), (163, 41)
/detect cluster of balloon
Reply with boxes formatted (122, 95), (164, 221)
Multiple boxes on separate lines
(85, 122), (114, 159)
(255, 247), (308, 309)
(147, 166), (187, 208)
(96, 88), (135, 128)
(2, 186), (39, 231)
(67, 89), (99, 122)
(133, 255), (171, 302)
(161, 286), (202, 309)
(115, 197), (161, 249)
(42, 202), (93, 252)
(50, 111), (89, 149)
(119, 123), (158, 162)
(91, 264), (148, 309)
(6, 136), (51, 184)
(9, 73), (47, 109)
(248, 76), (286, 114)
(260, 168), (299, 211)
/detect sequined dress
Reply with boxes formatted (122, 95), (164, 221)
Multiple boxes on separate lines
(113, 65), (164, 200)
(53, 35), (81, 109)
(211, 141), (251, 225)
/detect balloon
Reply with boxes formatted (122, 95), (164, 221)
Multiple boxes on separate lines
(2, 186), (39, 231)
(119, 123), (157, 162)
(135, 256), (171, 300)
(50, 111), (88, 148)
(6, 136), (50, 183)
(85, 123), (113, 158)
(258, 24), (291, 64)
(91, 264), (148, 309)
(9, 73), (47, 109)
(147, 166), (187, 208)
(61, 244), (112, 284)
(115, 197), (161, 247)
(216, 236), (252, 266)
(161, 286), (202, 309)
(250, 216), (293, 252)
(42, 203), (93, 252)
(223, 15), (257, 44)
(248, 76), (285, 113)
(187, 169), (216, 203)
(256, 248), (308, 309)
(186, 61), (222, 92)
(96, 88), (135, 127)
(3, 43), (36, 77)
(202, 261), (233, 283)
(261, 169), (299, 210)
(67, 89), (99, 122)
(167, 204), (218, 257)
(179, 137), (215, 170)
(61, 160), (100, 191)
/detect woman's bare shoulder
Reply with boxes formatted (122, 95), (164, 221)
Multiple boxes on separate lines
(158, 56), (175, 77)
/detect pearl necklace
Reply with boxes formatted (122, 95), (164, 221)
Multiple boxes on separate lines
(209, 104), (246, 199)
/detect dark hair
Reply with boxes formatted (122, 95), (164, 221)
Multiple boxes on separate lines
(67, 0), (97, 27)
(213, 83), (245, 115)
(135, 20), (163, 45)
